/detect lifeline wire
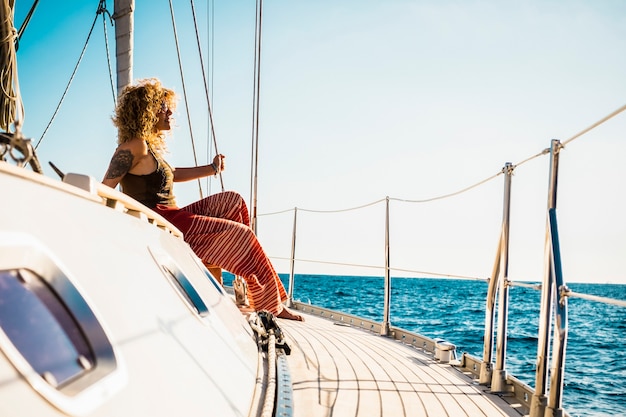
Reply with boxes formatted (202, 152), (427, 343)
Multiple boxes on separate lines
(269, 256), (486, 281)
(562, 103), (626, 147)
(259, 104), (626, 216)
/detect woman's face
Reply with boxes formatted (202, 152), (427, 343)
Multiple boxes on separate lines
(155, 101), (172, 131)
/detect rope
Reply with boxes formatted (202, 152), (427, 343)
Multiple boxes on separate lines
(509, 281), (542, 290)
(511, 147), (550, 169)
(168, 0), (203, 198)
(260, 331), (277, 417)
(99, 0), (116, 104)
(258, 198), (386, 217)
(258, 171), (503, 216)
(0, 0), (23, 132)
(256, 152), (542, 217)
(271, 255), (626, 307)
(257, 198), (387, 217)
(259, 101), (626, 217)
(35, 1), (104, 149)
(299, 197), (386, 214)
(485, 282), (626, 308)
(389, 267), (487, 281)
(391, 172), (502, 204)
(562, 103), (626, 147)
(563, 290), (626, 308)
(189, 0), (224, 192)
(270, 256), (383, 271)
(257, 207), (295, 217)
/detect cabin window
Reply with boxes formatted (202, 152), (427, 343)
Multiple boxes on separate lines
(192, 255), (226, 295)
(0, 268), (94, 387)
(161, 263), (210, 317)
(0, 233), (123, 415)
(147, 246), (211, 318)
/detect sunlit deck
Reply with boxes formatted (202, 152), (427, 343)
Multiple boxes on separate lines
(279, 309), (527, 417)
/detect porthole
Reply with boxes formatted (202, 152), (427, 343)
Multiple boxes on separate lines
(0, 268), (94, 388)
(0, 233), (124, 415)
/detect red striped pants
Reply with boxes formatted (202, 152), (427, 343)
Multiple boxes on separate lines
(155, 191), (287, 315)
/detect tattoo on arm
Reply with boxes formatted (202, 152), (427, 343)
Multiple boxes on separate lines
(105, 150), (133, 179)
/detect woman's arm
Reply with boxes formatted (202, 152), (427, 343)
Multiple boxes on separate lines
(173, 154), (224, 182)
(102, 139), (146, 188)
(102, 148), (134, 188)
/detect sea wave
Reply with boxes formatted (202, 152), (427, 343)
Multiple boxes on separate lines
(266, 274), (626, 417)
(222, 273), (624, 417)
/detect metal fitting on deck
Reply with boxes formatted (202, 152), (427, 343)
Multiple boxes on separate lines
(434, 340), (457, 363)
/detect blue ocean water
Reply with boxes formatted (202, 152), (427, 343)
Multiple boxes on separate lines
(226, 273), (625, 417)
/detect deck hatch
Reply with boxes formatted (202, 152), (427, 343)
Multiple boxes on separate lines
(0, 268), (93, 387)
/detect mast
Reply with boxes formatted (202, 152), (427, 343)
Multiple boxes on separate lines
(113, 0), (134, 97)
(0, 0), (21, 132)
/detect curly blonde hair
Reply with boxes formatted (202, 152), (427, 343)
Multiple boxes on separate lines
(112, 78), (177, 153)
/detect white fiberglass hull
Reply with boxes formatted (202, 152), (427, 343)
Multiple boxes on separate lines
(0, 162), (261, 416)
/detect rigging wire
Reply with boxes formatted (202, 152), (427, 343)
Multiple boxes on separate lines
(167, 0), (203, 198)
(16, 0), (39, 48)
(249, 0), (263, 234)
(189, 0), (224, 192)
(203, 0), (216, 194)
(35, 1), (109, 149)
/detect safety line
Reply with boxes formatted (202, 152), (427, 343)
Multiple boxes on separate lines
(269, 256), (487, 281)
(259, 105), (626, 216)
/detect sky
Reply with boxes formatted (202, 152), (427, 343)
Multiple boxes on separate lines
(10, 0), (626, 285)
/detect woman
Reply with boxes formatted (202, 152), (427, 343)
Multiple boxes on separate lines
(102, 78), (302, 321)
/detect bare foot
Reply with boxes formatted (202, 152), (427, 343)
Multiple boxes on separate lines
(277, 307), (304, 321)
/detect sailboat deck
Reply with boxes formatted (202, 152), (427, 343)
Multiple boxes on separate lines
(279, 312), (525, 417)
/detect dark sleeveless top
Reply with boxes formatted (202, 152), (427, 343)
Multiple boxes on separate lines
(120, 151), (176, 209)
